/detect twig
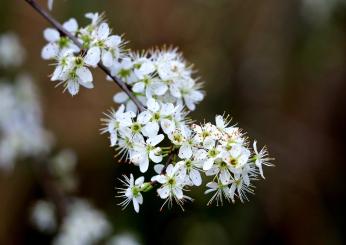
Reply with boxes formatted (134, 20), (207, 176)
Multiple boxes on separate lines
(24, 0), (146, 112)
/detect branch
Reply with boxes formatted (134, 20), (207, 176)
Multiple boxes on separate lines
(24, 0), (146, 112)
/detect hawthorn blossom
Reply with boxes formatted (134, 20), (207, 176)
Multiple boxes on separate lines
(116, 174), (144, 213)
(54, 55), (94, 96)
(84, 22), (124, 67)
(151, 164), (190, 209)
(41, 18), (79, 60)
(204, 181), (231, 206)
(253, 141), (273, 178)
(0, 33), (25, 67)
(130, 134), (164, 173)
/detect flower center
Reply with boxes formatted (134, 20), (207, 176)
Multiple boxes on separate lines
(131, 122), (142, 133)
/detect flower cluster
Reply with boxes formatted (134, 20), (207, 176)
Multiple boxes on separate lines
(42, 13), (125, 95)
(38, 11), (273, 213)
(42, 14), (204, 111)
(112, 111), (273, 212)
(0, 75), (52, 171)
(111, 48), (204, 112)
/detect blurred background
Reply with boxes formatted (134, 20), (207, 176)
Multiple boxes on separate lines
(0, 0), (346, 244)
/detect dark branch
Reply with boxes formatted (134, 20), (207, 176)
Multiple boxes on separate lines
(24, 0), (145, 112)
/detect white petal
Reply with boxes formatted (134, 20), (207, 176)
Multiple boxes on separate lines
(135, 176), (144, 185)
(43, 28), (59, 42)
(132, 82), (145, 93)
(153, 82), (168, 96)
(220, 170), (231, 185)
(173, 187), (183, 199)
(105, 35), (121, 47)
(41, 43), (59, 60)
(132, 198), (139, 213)
(113, 92), (128, 103)
(190, 169), (202, 186)
(110, 132), (117, 146)
(203, 158), (214, 171)
(157, 186), (170, 199)
(206, 182), (218, 189)
(63, 18), (78, 33)
(151, 175), (166, 184)
(160, 103), (175, 116)
(147, 134), (164, 146)
(215, 115), (225, 129)
(84, 47), (100, 67)
(142, 122), (159, 137)
(178, 144), (192, 159)
(160, 119), (175, 135)
(154, 164), (164, 174)
(67, 80), (79, 96)
(137, 111), (151, 124)
(101, 50), (113, 67)
(76, 67), (93, 83)
(97, 23), (110, 40)
(139, 156), (149, 173)
(149, 149), (163, 163)
(147, 98), (160, 112)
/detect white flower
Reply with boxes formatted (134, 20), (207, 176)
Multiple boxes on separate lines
(228, 173), (254, 203)
(101, 105), (135, 146)
(0, 33), (25, 67)
(151, 164), (190, 209)
(204, 181), (231, 206)
(41, 19), (79, 60)
(253, 141), (273, 179)
(54, 56), (94, 96)
(31, 200), (56, 233)
(116, 174), (144, 213)
(53, 199), (111, 245)
(107, 233), (141, 245)
(0, 76), (52, 171)
(176, 158), (202, 186)
(142, 98), (177, 135)
(221, 144), (250, 174)
(130, 134), (164, 173)
(84, 22), (123, 67)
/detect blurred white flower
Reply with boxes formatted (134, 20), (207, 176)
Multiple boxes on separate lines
(0, 75), (53, 171)
(107, 233), (141, 245)
(0, 33), (25, 67)
(31, 200), (57, 233)
(53, 199), (111, 245)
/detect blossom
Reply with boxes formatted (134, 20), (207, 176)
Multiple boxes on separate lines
(41, 19), (79, 60)
(53, 55), (94, 96)
(151, 164), (190, 209)
(31, 200), (56, 233)
(0, 33), (25, 67)
(204, 181), (231, 206)
(53, 199), (111, 245)
(176, 158), (202, 186)
(253, 141), (273, 179)
(116, 174), (144, 213)
(130, 134), (164, 173)
(0, 75), (52, 171)
(84, 22), (124, 67)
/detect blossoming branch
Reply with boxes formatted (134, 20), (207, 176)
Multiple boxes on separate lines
(26, 0), (274, 213)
